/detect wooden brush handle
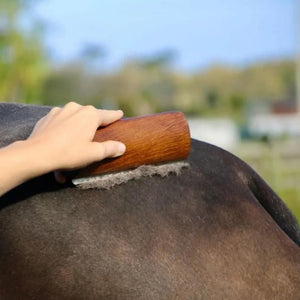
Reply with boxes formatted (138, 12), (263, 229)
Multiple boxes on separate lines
(75, 111), (191, 178)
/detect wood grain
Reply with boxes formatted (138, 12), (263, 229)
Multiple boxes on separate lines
(75, 111), (191, 178)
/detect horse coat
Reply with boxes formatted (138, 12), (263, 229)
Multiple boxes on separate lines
(0, 103), (299, 299)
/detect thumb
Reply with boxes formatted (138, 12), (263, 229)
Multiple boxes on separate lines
(90, 140), (126, 161)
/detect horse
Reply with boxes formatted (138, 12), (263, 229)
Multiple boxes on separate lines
(0, 103), (299, 299)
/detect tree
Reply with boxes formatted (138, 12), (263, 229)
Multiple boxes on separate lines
(0, 0), (47, 103)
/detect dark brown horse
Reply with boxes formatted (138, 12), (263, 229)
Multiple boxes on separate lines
(0, 103), (299, 299)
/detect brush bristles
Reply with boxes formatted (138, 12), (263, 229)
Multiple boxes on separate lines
(72, 161), (189, 190)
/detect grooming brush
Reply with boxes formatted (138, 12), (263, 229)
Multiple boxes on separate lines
(71, 111), (191, 189)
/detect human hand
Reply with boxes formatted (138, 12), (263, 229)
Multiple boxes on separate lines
(27, 102), (126, 182)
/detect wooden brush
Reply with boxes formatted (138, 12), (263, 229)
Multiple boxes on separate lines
(72, 111), (191, 188)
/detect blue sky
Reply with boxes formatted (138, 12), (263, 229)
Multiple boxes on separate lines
(34, 0), (296, 71)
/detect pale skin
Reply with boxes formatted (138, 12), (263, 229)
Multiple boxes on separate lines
(0, 102), (126, 197)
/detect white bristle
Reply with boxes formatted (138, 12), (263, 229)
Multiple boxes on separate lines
(72, 161), (189, 190)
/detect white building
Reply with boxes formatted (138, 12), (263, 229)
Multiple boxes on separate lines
(188, 118), (240, 151)
(248, 113), (300, 138)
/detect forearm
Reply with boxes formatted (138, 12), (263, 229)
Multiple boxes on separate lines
(0, 140), (51, 197)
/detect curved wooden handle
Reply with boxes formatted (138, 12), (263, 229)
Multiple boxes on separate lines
(75, 111), (191, 178)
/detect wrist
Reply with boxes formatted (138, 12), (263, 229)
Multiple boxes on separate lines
(0, 140), (55, 196)
(12, 139), (55, 178)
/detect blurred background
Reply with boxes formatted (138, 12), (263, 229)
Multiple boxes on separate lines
(0, 0), (299, 221)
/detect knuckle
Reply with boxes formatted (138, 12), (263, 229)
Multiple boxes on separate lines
(65, 101), (80, 109)
(83, 105), (98, 117)
(49, 107), (60, 114)
(84, 105), (96, 112)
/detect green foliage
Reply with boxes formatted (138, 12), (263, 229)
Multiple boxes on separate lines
(39, 58), (296, 119)
(0, 1), (296, 118)
(0, 0), (47, 103)
(1, 0), (294, 115)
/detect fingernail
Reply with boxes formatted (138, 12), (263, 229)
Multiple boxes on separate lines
(117, 143), (126, 155)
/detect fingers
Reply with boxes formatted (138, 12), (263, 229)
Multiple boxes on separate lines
(49, 106), (61, 116)
(60, 102), (81, 115)
(54, 140), (126, 184)
(31, 102), (126, 174)
(38, 106), (61, 125)
(49, 102), (83, 120)
(58, 102), (123, 127)
(97, 109), (124, 126)
(90, 140), (126, 161)
(62, 103), (123, 126)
